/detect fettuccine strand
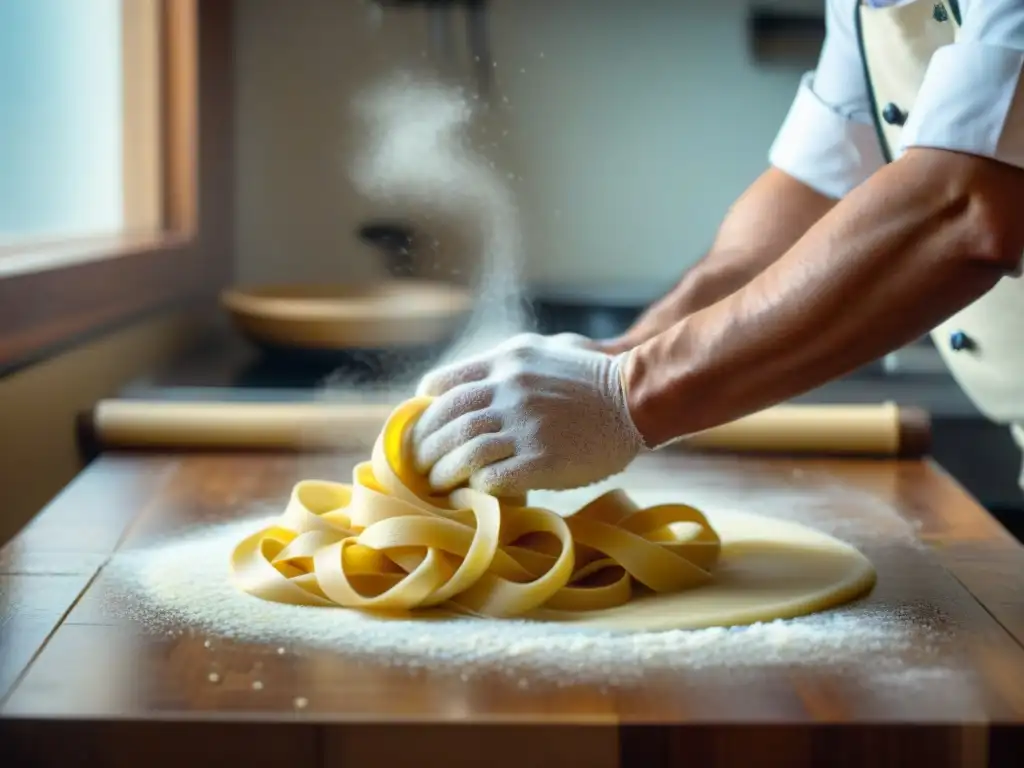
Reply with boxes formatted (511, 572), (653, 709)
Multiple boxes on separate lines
(231, 397), (721, 618)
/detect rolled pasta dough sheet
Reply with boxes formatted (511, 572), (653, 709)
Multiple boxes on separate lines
(527, 510), (876, 631)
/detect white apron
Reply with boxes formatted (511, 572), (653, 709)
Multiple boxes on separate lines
(856, 0), (1024, 485)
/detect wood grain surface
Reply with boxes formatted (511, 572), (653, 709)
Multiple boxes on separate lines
(1, 451), (1023, 767)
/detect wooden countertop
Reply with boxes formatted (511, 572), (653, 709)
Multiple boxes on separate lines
(2, 451), (1024, 767)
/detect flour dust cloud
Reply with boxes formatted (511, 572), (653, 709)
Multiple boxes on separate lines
(348, 72), (528, 374)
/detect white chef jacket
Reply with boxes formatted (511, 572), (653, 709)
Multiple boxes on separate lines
(769, 0), (1024, 199)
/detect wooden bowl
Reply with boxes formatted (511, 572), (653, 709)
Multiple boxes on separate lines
(220, 280), (474, 354)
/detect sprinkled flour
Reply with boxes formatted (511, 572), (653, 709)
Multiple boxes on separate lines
(99, 469), (966, 690)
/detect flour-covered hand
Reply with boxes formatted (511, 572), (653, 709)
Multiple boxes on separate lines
(412, 333), (645, 495)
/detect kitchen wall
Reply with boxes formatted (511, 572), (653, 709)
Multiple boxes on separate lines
(234, 0), (816, 305)
(0, 311), (209, 545)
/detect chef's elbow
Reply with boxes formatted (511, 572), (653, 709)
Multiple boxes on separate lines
(950, 155), (1024, 274)
(960, 192), (1022, 273)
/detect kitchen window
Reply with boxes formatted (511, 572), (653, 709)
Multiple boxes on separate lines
(0, 0), (233, 375)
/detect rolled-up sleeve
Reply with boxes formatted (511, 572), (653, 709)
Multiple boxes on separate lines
(769, 1), (885, 199)
(902, 1), (1024, 171)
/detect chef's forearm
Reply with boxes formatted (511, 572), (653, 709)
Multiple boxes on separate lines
(600, 169), (835, 354)
(625, 149), (1024, 446)
(674, 169), (838, 314)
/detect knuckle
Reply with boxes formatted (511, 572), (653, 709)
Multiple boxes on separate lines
(550, 332), (584, 347)
(457, 415), (482, 443)
(518, 388), (548, 410)
(478, 408), (502, 431)
(449, 409), (499, 445)
(507, 344), (535, 364)
(516, 391), (548, 415)
(472, 471), (506, 495)
(417, 374), (443, 396)
(450, 382), (487, 410)
(467, 382), (497, 409)
(511, 332), (541, 347)
(508, 369), (535, 388)
(479, 382), (498, 405)
(510, 366), (550, 388)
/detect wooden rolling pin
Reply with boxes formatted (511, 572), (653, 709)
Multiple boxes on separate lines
(81, 399), (930, 458)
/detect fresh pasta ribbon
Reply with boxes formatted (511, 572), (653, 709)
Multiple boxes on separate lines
(231, 397), (721, 618)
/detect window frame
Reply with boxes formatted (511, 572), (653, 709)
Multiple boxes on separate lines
(0, 0), (234, 375)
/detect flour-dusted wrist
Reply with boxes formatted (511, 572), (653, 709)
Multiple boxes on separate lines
(609, 350), (649, 454)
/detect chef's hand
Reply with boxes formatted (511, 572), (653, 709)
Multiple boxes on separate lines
(412, 332), (646, 495)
